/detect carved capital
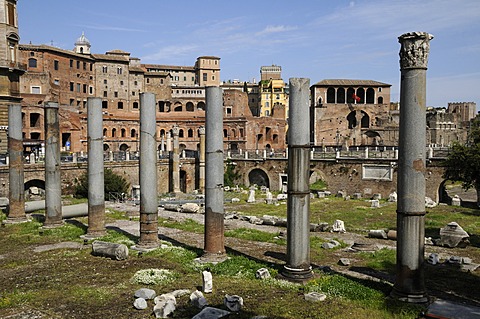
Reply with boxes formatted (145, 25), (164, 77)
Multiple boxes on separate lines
(398, 32), (434, 70)
(198, 126), (205, 135)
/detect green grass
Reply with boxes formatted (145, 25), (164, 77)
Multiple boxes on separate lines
(158, 217), (204, 233)
(359, 248), (397, 273)
(0, 290), (37, 309)
(211, 255), (278, 279)
(96, 229), (136, 246)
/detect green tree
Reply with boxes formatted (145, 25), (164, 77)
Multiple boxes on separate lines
(224, 159), (241, 187)
(443, 115), (480, 205)
(74, 168), (130, 199)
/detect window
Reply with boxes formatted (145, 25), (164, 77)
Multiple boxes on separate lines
(117, 67), (122, 75)
(114, 92), (118, 98)
(70, 82), (74, 91)
(118, 102), (123, 109)
(203, 73), (207, 81)
(183, 76), (186, 81)
(83, 84), (87, 93)
(120, 80), (124, 85)
(160, 79), (163, 84)
(30, 86), (41, 94)
(102, 101), (108, 109)
(104, 79), (107, 84)
(89, 86), (93, 94)
(69, 99), (74, 106)
(134, 81), (138, 86)
(76, 61), (80, 69)
(28, 58), (37, 68)
(83, 62), (87, 70)
(54, 60), (59, 70)
(102, 66), (107, 73)
(76, 83), (81, 92)
(54, 79), (59, 85)
(378, 87), (382, 92)
(132, 91), (135, 96)
(212, 75), (215, 81)
(70, 60), (73, 68)
(133, 102), (139, 109)
(103, 91), (107, 97)
(7, 3), (15, 26)
(147, 78), (150, 84)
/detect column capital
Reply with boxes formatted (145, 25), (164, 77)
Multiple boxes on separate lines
(198, 125), (205, 135)
(172, 124), (179, 136)
(398, 32), (433, 70)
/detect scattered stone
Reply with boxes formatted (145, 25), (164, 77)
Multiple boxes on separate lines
(332, 219), (345, 233)
(133, 297), (148, 310)
(322, 240), (340, 249)
(350, 242), (378, 252)
(202, 269), (213, 293)
(276, 193), (288, 200)
(163, 204), (181, 212)
(462, 257), (473, 265)
(171, 289), (191, 298)
(370, 199), (380, 208)
(451, 195), (461, 206)
(344, 195), (351, 201)
(92, 240), (128, 260)
(388, 191), (397, 202)
(248, 216), (263, 225)
(190, 290), (208, 309)
(33, 241), (84, 253)
(153, 294), (176, 318)
(461, 263), (480, 272)
(352, 192), (362, 199)
(255, 268), (271, 279)
(368, 229), (387, 239)
(372, 193), (382, 200)
(425, 197), (437, 208)
(427, 253), (439, 265)
(323, 191), (332, 196)
(304, 292), (327, 302)
(223, 186), (231, 192)
(192, 307), (230, 319)
(448, 256), (462, 265)
(261, 215), (278, 226)
(338, 258), (350, 266)
(425, 237), (434, 245)
(230, 198), (240, 203)
(265, 191), (273, 204)
(247, 190), (256, 203)
(312, 222), (330, 232)
(134, 288), (156, 300)
(224, 294), (243, 312)
(224, 212), (238, 220)
(317, 191), (326, 198)
(336, 190), (347, 198)
(180, 203), (200, 214)
(387, 230), (397, 240)
(439, 222), (470, 248)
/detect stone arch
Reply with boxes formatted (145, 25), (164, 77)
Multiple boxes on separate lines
(186, 102), (194, 112)
(248, 168), (270, 188)
(197, 101), (205, 110)
(438, 179), (452, 205)
(378, 96), (384, 104)
(327, 87), (335, 103)
(173, 102), (182, 112)
(347, 111), (357, 129)
(361, 111), (370, 128)
(103, 143), (110, 151)
(356, 87), (365, 103)
(347, 87), (355, 103)
(337, 87), (345, 104)
(309, 169), (327, 186)
(366, 88), (375, 104)
(24, 179), (45, 191)
(119, 143), (129, 151)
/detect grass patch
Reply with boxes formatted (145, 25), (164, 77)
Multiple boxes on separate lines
(359, 248), (397, 273)
(211, 255), (278, 279)
(41, 222), (86, 241)
(143, 244), (200, 272)
(0, 290), (37, 309)
(158, 217), (204, 233)
(225, 228), (285, 244)
(96, 229), (136, 246)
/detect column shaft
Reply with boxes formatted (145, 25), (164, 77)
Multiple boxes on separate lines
(138, 93), (158, 248)
(172, 126), (180, 193)
(198, 126), (206, 193)
(87, 97), (106, 236)
(44, 102), (62, 226)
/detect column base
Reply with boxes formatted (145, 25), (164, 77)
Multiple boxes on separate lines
(2, 216), (29, 225)
(279, 265), (314, 282)
(131, 242), (159, 252)
(196, 252), (229, 264)
(42, 220), (64, 229)
(81, 230), (106, 240)
(390, 287), (429, 304)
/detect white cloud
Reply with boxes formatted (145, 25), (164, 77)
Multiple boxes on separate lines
(255, 25), (298, 37)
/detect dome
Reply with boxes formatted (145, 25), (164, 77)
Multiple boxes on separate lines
(75, 32), (90, 47)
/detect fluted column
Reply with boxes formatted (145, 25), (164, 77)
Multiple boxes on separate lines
(391, 31), (433, 303)
(198, 126), (206, 193)
(172, 125), (181, 193)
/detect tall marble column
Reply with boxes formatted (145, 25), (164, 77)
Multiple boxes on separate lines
(6, 103), (26, 222)
(172, 125), (181, 193)
(43, 102), (63, 227)
(137, 92), (159, 249)
(198, 126), (206, 193)
(281, 78), (313, 281)
(203, 86), (226, 261)
(86, 97), (106, 237)
(391, 31), (433, 303)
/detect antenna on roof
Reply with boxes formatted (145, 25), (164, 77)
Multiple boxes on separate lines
(50, 40), (54, 46)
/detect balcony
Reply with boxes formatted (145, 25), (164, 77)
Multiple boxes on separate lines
(0, 60), (27, 72)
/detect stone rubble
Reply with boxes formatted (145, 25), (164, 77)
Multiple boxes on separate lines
(134, 288), (156, 300)
(438, 222), (470, 248)
(224, 294), (244, 312)
(255, 268), (271, 279)
(133, 297), (148, 310)
(304, 292), (327, 302)
(192, 307), (230, 319)
(190, 290), (208, 309)
(202, 269), (213, 293)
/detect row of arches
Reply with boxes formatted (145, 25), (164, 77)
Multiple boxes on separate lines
(324, 87), (384, 105)
(158, 101), (205, 112)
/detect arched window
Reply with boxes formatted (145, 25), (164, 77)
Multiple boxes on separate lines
(327, 87), (336, 103)
(179, 129), (184, 138)
(223, 129), (228, 138)
(103, 128), (107, 137)
(361, 111), (370, 128)
(158, 101), (165, 112)
(366, 88), (375, 104)
(356, 88), (365, 104)
(121, 128), (126, 137)
(28, 58), (37, 68)
(112, 128), (117, 137)
(133, 102), (139, 109)
(186, 102), (194, 112)
(188, 129), (193, 138)
(160, 129), (166, 137)
(336, 87), (345, 104)
(377, 96), (384, 104)
(130, 129), (136, 138)
(174, 102), (182, 112)
(197, 102), (205, 110)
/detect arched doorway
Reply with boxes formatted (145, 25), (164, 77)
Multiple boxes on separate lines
(248, 169), (270, 188)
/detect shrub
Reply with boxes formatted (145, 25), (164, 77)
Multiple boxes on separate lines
(74, 168), (130, 198)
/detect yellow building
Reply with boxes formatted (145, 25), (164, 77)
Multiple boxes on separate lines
(258, 65), (287, 119)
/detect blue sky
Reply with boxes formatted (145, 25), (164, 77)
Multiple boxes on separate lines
(18, 0), (480, 108)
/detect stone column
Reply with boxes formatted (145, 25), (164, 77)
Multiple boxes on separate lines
(281, 78), (313, 281)
(391, 32), (433, 303)
(166, 132), (172, 152)
(172, 125), (181, 193)
(6, 103), (26, 222)
(86, 97), (106, 237)
(198, 126), (206, 193)
(203, 86), (226, 260)
(137, 93), (159, 249)
(44, 102), (63, 227)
